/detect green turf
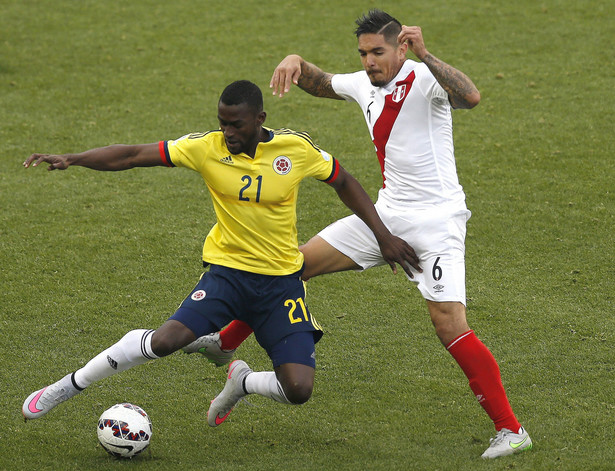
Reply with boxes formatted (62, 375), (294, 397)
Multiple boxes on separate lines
(2, 0), (614, 469)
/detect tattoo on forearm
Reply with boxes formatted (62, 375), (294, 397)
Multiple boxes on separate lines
(297, 63), (342, 99)
(422, 53), (478, 109)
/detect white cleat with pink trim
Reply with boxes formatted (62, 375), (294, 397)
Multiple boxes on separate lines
(22, 373), (82, 420)
(207, 360), (252, 427)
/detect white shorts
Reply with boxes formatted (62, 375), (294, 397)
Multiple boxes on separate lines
(317, 199), (471, 304)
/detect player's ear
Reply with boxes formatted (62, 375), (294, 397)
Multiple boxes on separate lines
(398, 40), (408, 57)
(257, 111), (266, 126)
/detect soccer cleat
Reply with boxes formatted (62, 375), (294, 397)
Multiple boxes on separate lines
(182, 332), (235, 367)
(207, 360), (252, 427)
(481, 426), (533, 459)
(22, 373), (82, 420)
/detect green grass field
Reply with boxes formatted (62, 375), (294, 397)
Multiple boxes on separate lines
(2, 0), (614, 469)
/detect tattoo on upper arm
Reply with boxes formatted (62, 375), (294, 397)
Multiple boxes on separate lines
(297, 64), (342, 100)
(422, 54), (478, 109)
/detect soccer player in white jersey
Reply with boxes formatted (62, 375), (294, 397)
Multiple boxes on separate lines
(186, 10), (532, 459)
(21, 80), (420, 430)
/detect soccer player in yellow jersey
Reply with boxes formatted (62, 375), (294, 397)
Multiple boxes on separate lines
(21, 80), (420, 428)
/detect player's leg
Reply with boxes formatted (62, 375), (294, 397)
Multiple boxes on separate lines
(300, 234), (362, 280)
(22, 321), (197, 420)
(218, 320), (255, 349)
(208, 271), (320, 427)
(426, 300), (470, 346)
(272, 362), (315, 404)
(403, 206), (531, 457)
(427, 300), (531, 458)
(23, 270), (228, 420)
(207, 332), (317, 426)
(428, 300), (521, 428)
(73, 319), (196, 388)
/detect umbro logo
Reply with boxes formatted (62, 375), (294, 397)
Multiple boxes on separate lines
(220, 155), (234, 165)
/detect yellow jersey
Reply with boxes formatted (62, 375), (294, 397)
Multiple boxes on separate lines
(159, 128), (339, 276)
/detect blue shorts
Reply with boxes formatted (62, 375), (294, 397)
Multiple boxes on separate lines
(268, 331), (316, 368)
(170, 264), (323, 367)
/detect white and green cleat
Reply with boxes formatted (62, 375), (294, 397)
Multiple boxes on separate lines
(481, 426), (532, 459)
(182, 332), (235, 367)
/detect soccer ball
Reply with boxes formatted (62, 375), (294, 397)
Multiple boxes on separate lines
(97, 403), (152, 458)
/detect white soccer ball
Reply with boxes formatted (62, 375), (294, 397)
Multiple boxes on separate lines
(97, 403), (152, 458)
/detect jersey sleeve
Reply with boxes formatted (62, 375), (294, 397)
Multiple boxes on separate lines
(414, 63), (449, 104)
(159, 133), (209, 172)
(302, 139), (340, 183)
(158, 141), (174, 167)
(331, 71), (365, 103)
(317, 149), (339, 183)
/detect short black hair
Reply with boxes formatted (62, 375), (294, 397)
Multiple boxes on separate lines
(219, 80), (263, 113)
(354, 9), (402, 46)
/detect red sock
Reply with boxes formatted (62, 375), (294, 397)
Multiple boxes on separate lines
(447, 330), (521, 432)
(219, 320), (253, 350)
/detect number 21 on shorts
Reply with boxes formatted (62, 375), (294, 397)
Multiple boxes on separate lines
(285, 297), (322, 330)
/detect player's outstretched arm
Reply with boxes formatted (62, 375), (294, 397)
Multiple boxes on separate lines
(270, 54), (343, 100)
(23, 143), (163, 171)
(328, 164), (421, 277)
(398, 25), (480, 109)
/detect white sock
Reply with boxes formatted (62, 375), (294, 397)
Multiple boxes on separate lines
(244, 371), (291, 404)
(73, 329), (158, 388)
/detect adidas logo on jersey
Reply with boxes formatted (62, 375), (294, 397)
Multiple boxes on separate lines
(220, 155), (234, 165)
(107, 355), (118, 370)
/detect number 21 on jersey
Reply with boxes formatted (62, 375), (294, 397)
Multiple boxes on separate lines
(239, 175), (262, 202)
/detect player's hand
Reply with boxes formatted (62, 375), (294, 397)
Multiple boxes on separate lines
(398, 25), (428, 61)
(270, 54), (303, 97)
(378, 235), (422, 278)
(23, 153), (70, 171)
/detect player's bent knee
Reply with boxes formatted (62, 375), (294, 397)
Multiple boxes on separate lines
(281, 380), (313, 404)
(150, 335), (176, 357)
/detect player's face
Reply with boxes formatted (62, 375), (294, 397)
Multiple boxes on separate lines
(218, 102), (266, 156)
(357, 33), (407, 87)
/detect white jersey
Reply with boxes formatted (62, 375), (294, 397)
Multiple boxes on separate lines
(331, 59), (466, 210)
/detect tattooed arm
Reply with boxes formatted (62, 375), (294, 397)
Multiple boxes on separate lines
(270, 54), (343, 100)
(398, 26), (480, 109)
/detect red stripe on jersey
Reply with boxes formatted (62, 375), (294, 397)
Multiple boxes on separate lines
(158, 140), (174, 167)
(324, 157), (340, 183)
(372, 70), (415, 188)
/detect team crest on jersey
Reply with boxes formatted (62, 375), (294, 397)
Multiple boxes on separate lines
(191, 290), (206, 301)
(392, 84), (407, 103)
(273, 155), (292, 175)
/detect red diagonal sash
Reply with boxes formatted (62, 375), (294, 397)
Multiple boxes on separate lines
(372, 70), (415, 188)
